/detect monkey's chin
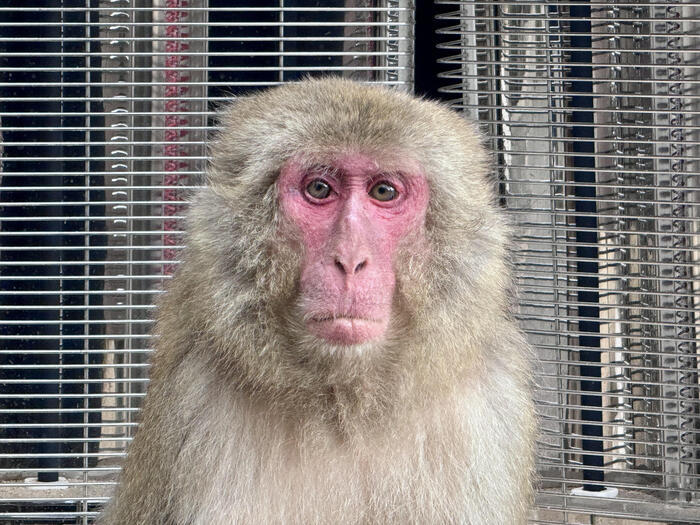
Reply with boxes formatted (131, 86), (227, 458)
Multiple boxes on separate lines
(307, 317), (387, 346)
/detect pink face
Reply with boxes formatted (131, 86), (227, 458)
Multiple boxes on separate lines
(278, 153), (429, 346)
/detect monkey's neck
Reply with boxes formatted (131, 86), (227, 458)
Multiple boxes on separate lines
(251, 376), (405, 439)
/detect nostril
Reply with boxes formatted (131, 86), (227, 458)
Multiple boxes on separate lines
(334, 258), (367, 275)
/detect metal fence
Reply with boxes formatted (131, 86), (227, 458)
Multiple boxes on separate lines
(437, 0), (699, 522)
(0, 1), (698, 524)
(0, 1), (411, 522)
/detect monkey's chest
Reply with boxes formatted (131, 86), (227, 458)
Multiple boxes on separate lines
(183, 425), (469, 525)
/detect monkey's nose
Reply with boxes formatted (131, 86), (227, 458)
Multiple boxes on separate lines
(334, 256), (368, 275)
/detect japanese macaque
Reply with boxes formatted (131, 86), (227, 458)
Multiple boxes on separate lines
(99, 78), (535, 525)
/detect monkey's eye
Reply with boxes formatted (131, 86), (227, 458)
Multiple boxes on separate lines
(369, 181), (397, 202)
(306, 179), (332, 200)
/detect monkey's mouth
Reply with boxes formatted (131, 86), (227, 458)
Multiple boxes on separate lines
(307, 315), (388, 346)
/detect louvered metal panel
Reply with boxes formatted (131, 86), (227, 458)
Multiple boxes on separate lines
(437, 1), (699, 523)
(0, 2), (411, 522)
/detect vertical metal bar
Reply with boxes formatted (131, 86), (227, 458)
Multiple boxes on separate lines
(279, 0), (285, 83)
(82, 1), (92, 518)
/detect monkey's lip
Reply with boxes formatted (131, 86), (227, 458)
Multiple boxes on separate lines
(310, 314), (379, 323)
(307, 316), (387, 345)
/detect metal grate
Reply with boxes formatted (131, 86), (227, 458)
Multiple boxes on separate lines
(0, 1), (411, 522)
(437, 0), (699, 523)
(1, 1), (698, 524)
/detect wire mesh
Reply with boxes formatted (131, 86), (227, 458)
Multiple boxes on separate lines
(437, 0), (699, 523)
(0, 1), (412, 522)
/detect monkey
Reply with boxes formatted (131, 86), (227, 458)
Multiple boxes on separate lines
(98, 77), (535, 525)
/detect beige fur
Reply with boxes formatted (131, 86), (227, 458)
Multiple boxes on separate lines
(99, 78), (535, 525)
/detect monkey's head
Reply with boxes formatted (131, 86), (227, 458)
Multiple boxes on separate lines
(164, 78), (511, 414)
